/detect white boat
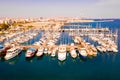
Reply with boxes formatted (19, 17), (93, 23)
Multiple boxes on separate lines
(96, 46), (106, 52)
(44, 48), (48, 54)
(90, 45), (97, 56)
(112, 47), (118, 53)
(74, 37), (79, 43)
(51, 48), (57, 57)
(97, 46), (103, 52)
(26, 48), (37, 58)
(79, 48), (87, 57)
(70, 47), (77, 58)
(58, 45), (66, 61)
(4, 47), (22, 60)
(36, 47), (44, 57)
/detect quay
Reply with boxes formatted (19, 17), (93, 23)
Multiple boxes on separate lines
(59, 28), (110, 32)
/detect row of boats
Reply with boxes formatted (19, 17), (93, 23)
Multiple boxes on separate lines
(0, 31), (118, 61)
(0, 36), (118, 61)
(9, 30), (39, 44)
(0, 42), (94, 61)
(33, 31), (60, 46)
(89, 35), (118, 53)
(26, 43), (89, 61)
(0, 29), (39, 45)
(74, 36), (97, 56)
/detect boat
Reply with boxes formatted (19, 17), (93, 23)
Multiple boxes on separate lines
(58, 45), (66, 61)
(44, 48), (48, 54)
(112, 47), (118, 53)
(79, 48), (87, 58)
(74, 36), (79, 43)
(70, 47), (77, 58)
(36, 47), (44, 57)
(26, 48), (37, 58)
(4, 47), (22, 60)
(96, 46), (106, 52)
(51, 48), (57, 57)
(90, 45), (97, 56)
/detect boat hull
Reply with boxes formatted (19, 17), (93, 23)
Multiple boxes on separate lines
(58, 52), (66, 61)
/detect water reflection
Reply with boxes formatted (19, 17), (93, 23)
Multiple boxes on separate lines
(112, 53), (117, 63)
(100, 52), (118, 63)
(78, 56), (87, 62)
(58, 61), (66, 67)
(71, 58), (77, 63)
(50, 57), (56, 61)
(0, 57), (5, 62)
(36, 55), (44, 60)
(25, 56), (35, 63)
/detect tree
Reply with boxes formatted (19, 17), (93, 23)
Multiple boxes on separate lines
(0, 24), (9, 31)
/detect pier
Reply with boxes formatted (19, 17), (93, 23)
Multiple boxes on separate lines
(59, 28), (110, 32)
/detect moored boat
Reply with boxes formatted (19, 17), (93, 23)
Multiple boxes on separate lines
(51, 48), (57, 57)
(44, 48), (48, 54)
(58, 45), (66, 61)
(79, 48), (87, 58)
(36, 47), (44, 57)
(26, 48), (37, 58)
(70, 47), (77, 58)
(4, 47), (22, 60)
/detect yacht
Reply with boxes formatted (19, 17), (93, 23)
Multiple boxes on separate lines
(96, 46), (106, 52)
(36, 47), (44, 57)
(51, 48), (57, 57)
(90, 45), (97, 56)
(112, 47), (118, 53)
(4, 47), (22, 60)
(70, 47), (77, 58)
(79, 48), (87, 58)
(44, 48), (48, 54)
(58, 45), (66, 61)
(26, 48), (37, 58)
(74, 36), (79, 43)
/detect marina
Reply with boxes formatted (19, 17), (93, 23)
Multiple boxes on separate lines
(0, 0), (120, 79)
(0, 19), (120, 80)
(0, 20), (118, 61)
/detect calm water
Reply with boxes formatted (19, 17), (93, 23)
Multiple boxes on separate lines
(0, 19), (120, 80)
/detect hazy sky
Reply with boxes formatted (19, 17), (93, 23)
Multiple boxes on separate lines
(0, 0), (120, 18)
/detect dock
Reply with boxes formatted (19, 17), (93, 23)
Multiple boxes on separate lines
(59, 28), (110, 32)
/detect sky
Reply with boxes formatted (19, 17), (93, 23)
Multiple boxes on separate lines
(0, 0), (120, 18)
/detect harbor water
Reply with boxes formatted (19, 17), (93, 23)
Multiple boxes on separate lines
(0, 19), (120, 80)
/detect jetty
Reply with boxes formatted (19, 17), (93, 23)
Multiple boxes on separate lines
(59, 28), (110, 32)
